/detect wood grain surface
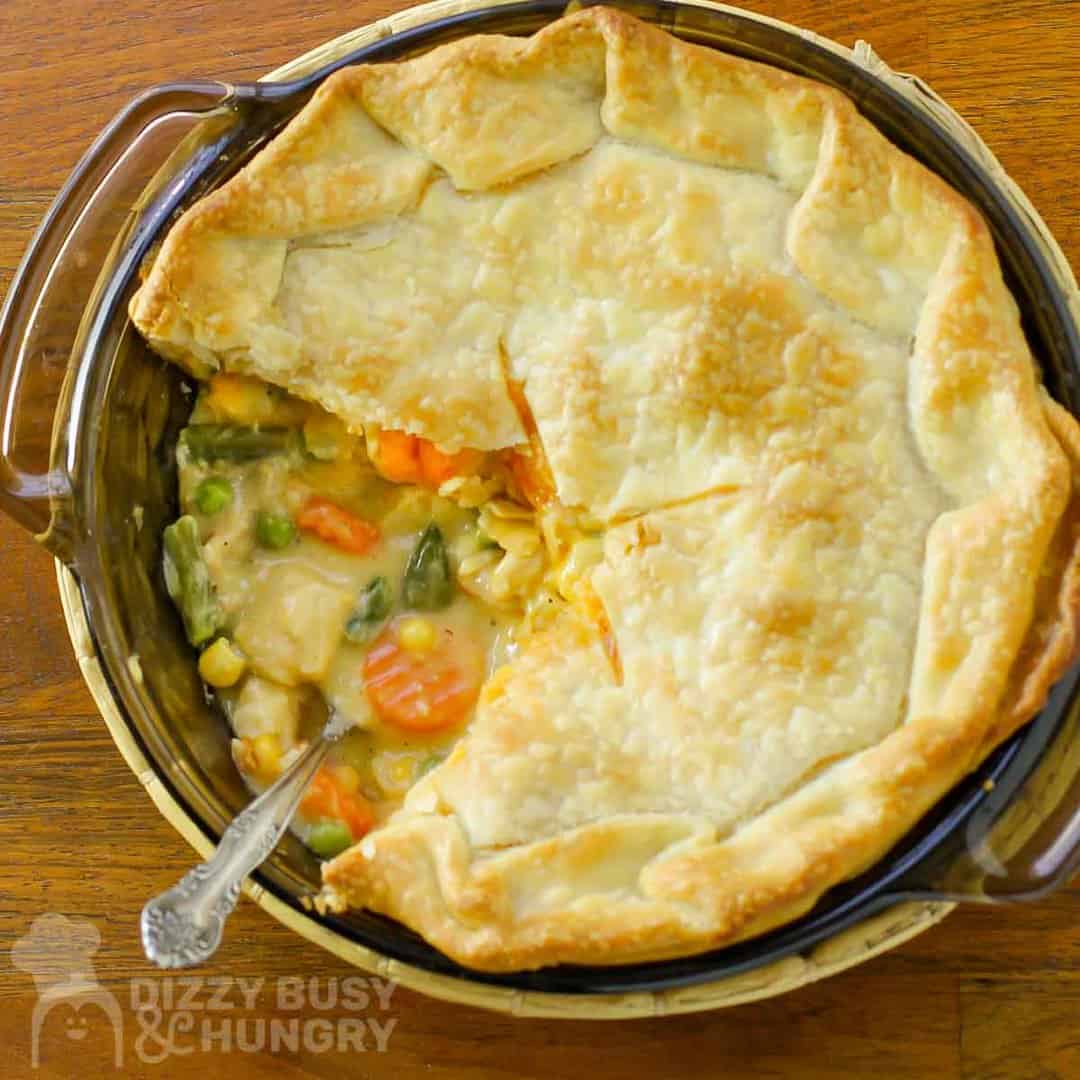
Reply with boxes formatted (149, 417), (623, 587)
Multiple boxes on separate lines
(0, 1), (1078, 1077)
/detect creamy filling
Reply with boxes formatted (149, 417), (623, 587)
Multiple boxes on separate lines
(167, 374), (577, 859)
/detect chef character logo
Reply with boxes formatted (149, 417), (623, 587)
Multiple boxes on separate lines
(12, 913), (123, 1069)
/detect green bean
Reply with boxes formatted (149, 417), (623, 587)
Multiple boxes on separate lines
(180, 424), (294, 463)
(345, 576), (393, 643)
(193, 476), (233, 516)
(307, 820), (353, 859)
(255, 511), (297, 549)
(162, 515), (224, 647)
(402, 523), (453, 611)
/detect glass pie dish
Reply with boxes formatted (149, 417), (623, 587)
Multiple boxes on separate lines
(1, 0), (1079, 1016)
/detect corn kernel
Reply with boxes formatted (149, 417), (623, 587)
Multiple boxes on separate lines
(208, 373), (269, 424)
(252, 733), (282, 779)
(198, 638), (247, 688)
(398, 616), (437, 653)
(331, 763), (361, 795)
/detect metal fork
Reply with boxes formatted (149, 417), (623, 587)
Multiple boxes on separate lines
(140, 707), (351, 968)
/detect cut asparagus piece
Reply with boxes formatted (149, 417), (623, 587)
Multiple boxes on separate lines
(402, 523), (453, 611)
(180, 424), (294, 463)
(345, 576), (393, 643)
(163, 515), (224, 647)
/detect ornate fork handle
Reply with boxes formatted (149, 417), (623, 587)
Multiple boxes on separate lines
(141, 712), (346, 968)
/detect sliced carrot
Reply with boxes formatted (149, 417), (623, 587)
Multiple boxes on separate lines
(363, 619), (483, 733)
(300, 767), (374, 838)
(372, 429), (423, 485)
(299, 770), (337, 819)
(374, 428), (484, 490)
(336, 792), (374, 839)
(418, 440), (484, 489)
(296, 496), (380, 555)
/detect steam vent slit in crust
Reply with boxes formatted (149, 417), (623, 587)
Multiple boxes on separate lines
(130, 8), (1080, 971)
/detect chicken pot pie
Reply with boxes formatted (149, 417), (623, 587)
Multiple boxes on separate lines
(130, 7), (1080, 971)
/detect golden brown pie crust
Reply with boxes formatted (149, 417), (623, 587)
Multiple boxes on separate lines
(131, 8), (1080, 971)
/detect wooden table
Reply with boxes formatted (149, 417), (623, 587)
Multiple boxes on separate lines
(0, 1), (1077, 1076)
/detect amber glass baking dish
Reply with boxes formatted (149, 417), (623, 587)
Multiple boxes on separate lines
(1, 0), (1078, 1016)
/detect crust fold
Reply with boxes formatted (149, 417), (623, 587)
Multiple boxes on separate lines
(130, 7), (1080, 971)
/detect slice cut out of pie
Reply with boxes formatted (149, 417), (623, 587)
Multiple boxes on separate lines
(130, 7), (1080, 970)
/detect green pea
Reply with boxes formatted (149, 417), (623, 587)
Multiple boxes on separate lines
(193, 476), (234, 516)
(255, 510), (297, 549)
(307, 820), (353, 859)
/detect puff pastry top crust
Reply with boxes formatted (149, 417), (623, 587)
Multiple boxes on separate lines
(131, 7), (1080, 970)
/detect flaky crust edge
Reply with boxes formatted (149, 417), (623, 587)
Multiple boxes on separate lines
(127, 6), (1080, 970)
(320, 410), (1080, 972)
(315, 9), (1080, 970)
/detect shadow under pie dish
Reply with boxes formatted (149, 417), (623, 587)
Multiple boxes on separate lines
(4, 2), (1075, 993)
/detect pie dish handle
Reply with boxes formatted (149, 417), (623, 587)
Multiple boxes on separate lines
(894, 668), (1080, 903)
(0, 81), (234, 564)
